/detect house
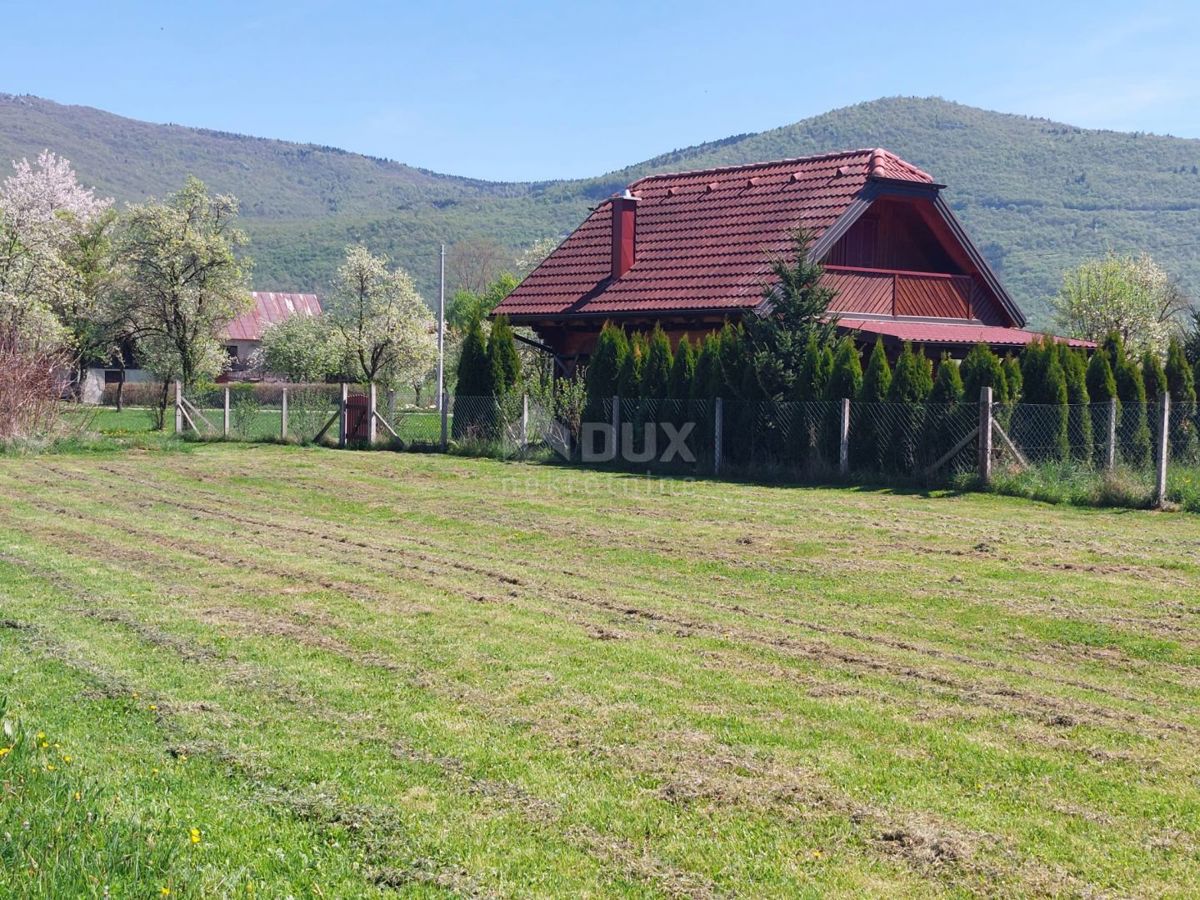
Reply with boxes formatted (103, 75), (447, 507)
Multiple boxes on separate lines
(221, 291), (323, 372)
(492, 148), (1088, 369)
(80, 291), (322, 403)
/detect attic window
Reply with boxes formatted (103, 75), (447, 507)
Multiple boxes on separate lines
(789, 173), (802, 183)
(704, 182), (718, 193)
(835, 165), (849, 177)
(746, 176), (761, 188)
(666, 187), (679, 197)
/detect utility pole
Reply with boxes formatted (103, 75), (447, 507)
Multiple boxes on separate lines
(437, 243), (446, 411)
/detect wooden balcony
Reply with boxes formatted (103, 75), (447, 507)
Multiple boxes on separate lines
(822, 265), (979, 320)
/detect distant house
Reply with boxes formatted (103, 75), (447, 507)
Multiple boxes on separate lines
(222, 291), (323, 371)
(81, 291), (322, 403)
(492, 148), (1088, 370)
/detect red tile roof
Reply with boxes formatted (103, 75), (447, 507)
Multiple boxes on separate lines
(223, 292), (322, 342)
(494, 148), (935, 319)
(838, 318), (1095, 349)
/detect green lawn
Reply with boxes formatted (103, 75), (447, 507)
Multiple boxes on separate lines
(1, 444), (1198, 897)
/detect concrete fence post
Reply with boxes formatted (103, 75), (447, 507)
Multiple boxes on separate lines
(174, 380), (183, 434)
(368, 382), (378, 445)
(978, 386), (993, 486)
(1157, 393), (1170, 507)
(839, 398), (851, 476)
(714, 397), (724, 476)
(521, 394), (529, 447)
(280, 385), (288, 441)
(440, 390), (449, 451)
(338, 382), (349, 449)
(223, 386), (230, 438)
(611, 395), (620, 447)
(1106, 397), (1118, 470)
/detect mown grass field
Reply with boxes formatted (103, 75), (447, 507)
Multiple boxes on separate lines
(1, 444), (1199, 897)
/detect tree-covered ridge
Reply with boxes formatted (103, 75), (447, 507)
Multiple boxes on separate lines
(6, 93), (1200, 323)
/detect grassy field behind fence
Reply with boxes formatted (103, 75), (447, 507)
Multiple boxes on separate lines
(1, 443), (1199, 897)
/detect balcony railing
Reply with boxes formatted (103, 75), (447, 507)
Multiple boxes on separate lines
(822, 265), (976, 320)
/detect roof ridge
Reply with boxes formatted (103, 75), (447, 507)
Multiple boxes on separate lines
(627, 148), (887, 187)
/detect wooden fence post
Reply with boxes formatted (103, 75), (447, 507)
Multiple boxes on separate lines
(1156, 393), (1170, 507)
(978, 386), (993, 486)
(222, 386), (230, 438)
(1106, 397), (1118, 470)
(338, 382), (348, 449)
(521, 394), (529, 447)
(280, 386), (288, 441)
(174, 380), (183, 434)
(368, 382), (378, 445)
(839, 398), (851, 476)
(714, 397), (724, 476)
(440, 390), (449, 450)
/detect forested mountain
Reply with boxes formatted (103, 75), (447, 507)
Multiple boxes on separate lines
(4, 92), (1200, 325)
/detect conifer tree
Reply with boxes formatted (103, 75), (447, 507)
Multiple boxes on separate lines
(617, 331), (647, 398)
(486, 315), (521, 396)
(929, 354), (964, 404)
(927, 354), (966, 467)
(1002, 355), (1023, 404)
(1115, 348), (1152, 466)
(1141, 350), (1167, 401)
(826, 337), (864, 400)
(960, 343), (1008, 405)
(668, 334), (697, 400)
(886, 343), (934, 472)
(1059, 345), (1092, 463)
(641, 324), (674, 399)
(587, 323), (628, 401)
(1019, 337), (1051, 403)
(1165, 336), (1198, 460)
(853, 337), (892, 471)
(452, 316), (493, 440)
(1043, 352), (1071, 461)
(716, 323), (746, 399)
(746, 229), (838, 400)
(692, 333), (720, 401)
(1086, 350), (1119, 463)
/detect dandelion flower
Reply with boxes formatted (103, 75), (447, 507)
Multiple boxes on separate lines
(148, 704), (157, 711)
(62, 755), (71, 764)
(189, 828), (201, 845)
(73, 791), (81, 802)
(811, 849), (823, 859)
(45, 763), (56, 771)
(0, 747), (11, 758)
(39, 741), (49, 749)
(160, 888), (170, 897)
(36, 732), (45, 740)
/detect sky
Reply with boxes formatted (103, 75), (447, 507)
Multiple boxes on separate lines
(2, 0), (1199, 182)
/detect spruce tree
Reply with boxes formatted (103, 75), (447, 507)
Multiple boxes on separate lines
(668, 334), (697, 400)
(587, 323), (628, 401)
(641, 324), (674, 399)
(1059, 345), (1092, 463)
(826, 337), (864, 400)
(486, 316), (521, 394)
(853, 338), (892, 471)
(746, 229), (838, 400)
(1086, 350), (1119, 464)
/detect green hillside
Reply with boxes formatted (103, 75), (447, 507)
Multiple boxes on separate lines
(4, 93), (1200, 326)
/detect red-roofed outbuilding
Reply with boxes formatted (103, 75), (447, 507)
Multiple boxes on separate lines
(494, 148), (1086, 367)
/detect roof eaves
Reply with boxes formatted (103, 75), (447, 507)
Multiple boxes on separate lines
(931, 194), (1027, 328)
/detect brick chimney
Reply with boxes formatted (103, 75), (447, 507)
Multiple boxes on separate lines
(610, 189), (638, 279)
